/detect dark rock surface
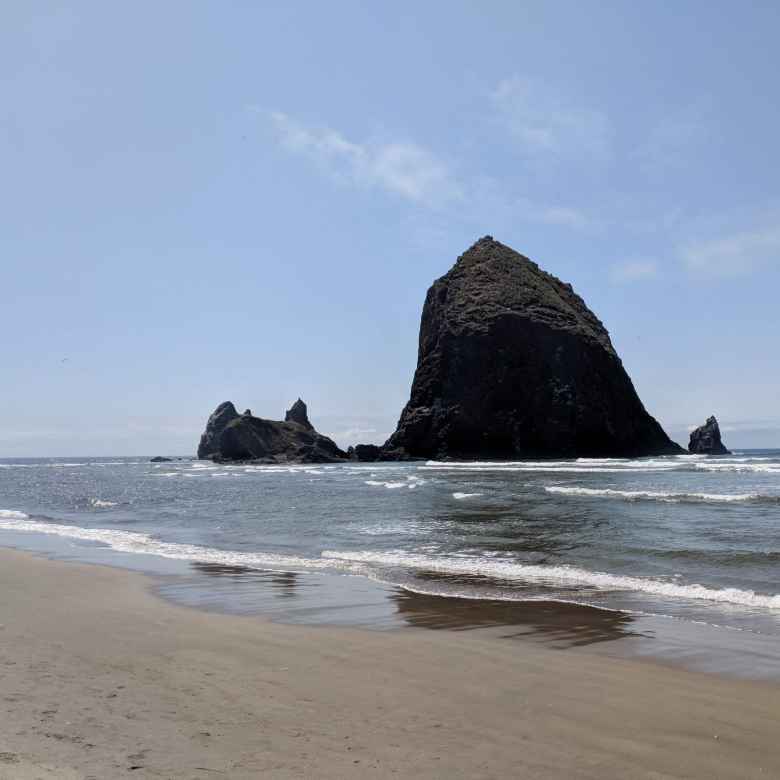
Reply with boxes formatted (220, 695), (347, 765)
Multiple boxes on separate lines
(150, 456), (173, 463)
(384, 236), (683, 459)
(285, 398), (314, 430)
(197, 400), (346, 463)
(347, 444), (382, 462)
(197, 401), (240, 460)
(688, 416), (731, 455)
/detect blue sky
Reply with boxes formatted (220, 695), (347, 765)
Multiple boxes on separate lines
(2, 1), (779, 456)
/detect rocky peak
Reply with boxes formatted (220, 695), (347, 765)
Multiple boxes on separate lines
(197, 401), (240, 459)
(285, 398), (313, 430)
(384, 237), (682, 459)
(196, 399), (345, 463)
(689, 416), (731, 455)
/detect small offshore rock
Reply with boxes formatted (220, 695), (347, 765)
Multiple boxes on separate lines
(689, 416), (731, 455)
(198, 399), (346, 463)
(149, 456), (173, 463)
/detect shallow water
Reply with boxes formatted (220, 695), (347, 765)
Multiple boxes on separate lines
(0, 451), (778, 640)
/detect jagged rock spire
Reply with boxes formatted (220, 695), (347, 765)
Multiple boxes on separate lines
(285, 398), (313, 430)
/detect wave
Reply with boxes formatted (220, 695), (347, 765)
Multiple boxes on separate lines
(421, 464), (677, 474)
(422, 455), (780, 476)
(452, 492), (483, 499)
(89, 498), (118, 508)
(365, 475), (424, 490)
(0, 511), (362, 575)
(694, 462), (780, 474)
(544, 486), (777, 504)
(320, 550), (780, 610)
(1, 511), (779, 612)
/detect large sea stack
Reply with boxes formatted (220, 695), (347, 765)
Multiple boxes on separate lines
(688, 416), (731, 455)
(197, 400), (347, 463)
(384, 236), (683, 459)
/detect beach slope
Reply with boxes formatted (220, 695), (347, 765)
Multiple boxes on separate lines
(0, 548), (777, 779)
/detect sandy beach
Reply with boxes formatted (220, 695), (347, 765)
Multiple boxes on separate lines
(0, 548), (776, 778)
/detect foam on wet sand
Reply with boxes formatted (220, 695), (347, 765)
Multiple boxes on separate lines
(0, 548), (778, 779)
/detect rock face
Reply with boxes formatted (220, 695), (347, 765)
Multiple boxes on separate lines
(197, 401), (240, 460)
(197, 400), (346, 463)
(689, 416), (731, 455)
(285, 398), (314, 430)
(347, 444), (382, 462)
(384, 236), (683, 459)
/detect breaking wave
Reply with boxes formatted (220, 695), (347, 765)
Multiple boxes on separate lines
(89, 498), (118, 508)
(320, 550), (780, 610)
(0, 511), (361, 575)
(1, 509), (779, 613)
(545, 486), (778, 504)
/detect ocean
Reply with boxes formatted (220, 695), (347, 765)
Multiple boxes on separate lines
(1, 451), (779, 645)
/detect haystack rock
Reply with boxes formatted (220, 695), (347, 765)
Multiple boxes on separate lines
(688, 416), (731, 455)
(383, 236), (683, 459)
(197, 400), (346, 463)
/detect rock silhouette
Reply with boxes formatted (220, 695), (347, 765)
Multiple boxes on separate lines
(285, 398), (314, 430)
(688, 416), (731, 455)
(197, 400), (346, 463)
(384, 236), (683, 459)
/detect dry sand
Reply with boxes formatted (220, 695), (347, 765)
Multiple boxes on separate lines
(0, 548), (777, 779)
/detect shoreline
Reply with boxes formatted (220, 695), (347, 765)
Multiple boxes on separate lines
(0, 548), (779, 778)
(1, 528), (780, 683)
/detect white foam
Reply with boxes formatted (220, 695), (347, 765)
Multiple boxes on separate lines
(0, 509), (29, 520)
(89, 498), (118, 508)
(3, 511), (779, 612)
(695, 462), (780, 473)
(365, 480), (407, 489)
(321, 550), (780, 610)
(452, 492), (483, 500)
(421, 464), (675, 474)
(545, 486), (762, 503)
(424, 459), (679, 469)
(0, 514), (365, 576)
(575, 457), (630, 463)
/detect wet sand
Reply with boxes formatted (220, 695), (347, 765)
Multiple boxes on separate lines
(0, 548), (779, 778)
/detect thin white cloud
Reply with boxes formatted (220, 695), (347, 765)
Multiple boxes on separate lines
(492, 76), (612, 161)
(681, 225), (780, 276)
(267, 111), (462, 207)
(610, 260), (658, 283)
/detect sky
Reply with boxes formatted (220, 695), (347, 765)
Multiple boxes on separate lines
(2, 1), (780, 456)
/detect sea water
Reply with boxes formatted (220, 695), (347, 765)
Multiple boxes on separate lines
(1, 452), (778, 637)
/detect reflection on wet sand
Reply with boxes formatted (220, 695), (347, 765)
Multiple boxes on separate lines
(147, 562), (780, 679)
(391, 589), (647, 647)
(161, 562), (646, 648)
(191, 562), (299, 597)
